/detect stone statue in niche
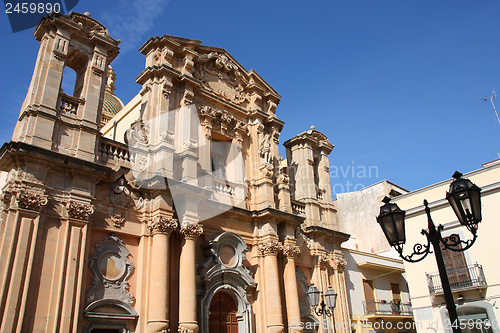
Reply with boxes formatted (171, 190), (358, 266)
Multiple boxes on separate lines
(111, 176), (131, 207)
(259, 132), (271, 165)
(110, 175), (143, 209)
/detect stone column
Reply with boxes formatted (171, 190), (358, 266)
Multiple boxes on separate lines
(146, 216), (177, 333)
(258, 240), (284, 333)
(0, 190), (48, 332)
(282, 241), (302, 332)
(178, 223), (203, 333)
(332, 253), (350, 333)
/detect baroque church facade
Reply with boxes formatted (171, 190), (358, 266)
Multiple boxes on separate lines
(0, 12), (352, 333)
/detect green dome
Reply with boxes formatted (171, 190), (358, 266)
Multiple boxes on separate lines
(103, 90), (124, 116)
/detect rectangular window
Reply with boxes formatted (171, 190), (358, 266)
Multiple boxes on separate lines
(211, 140), (228, 179)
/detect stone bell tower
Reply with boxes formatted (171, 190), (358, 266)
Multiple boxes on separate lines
(12, 12), (120, 161)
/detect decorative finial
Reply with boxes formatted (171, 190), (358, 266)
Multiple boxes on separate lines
(84, 12), (91, 17)
(310, 125), (315, 131)
(452, 171), (463, 179)
(382, 196), (391, 204)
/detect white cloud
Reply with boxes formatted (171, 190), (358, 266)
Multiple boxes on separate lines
(100, 0), (169, 54)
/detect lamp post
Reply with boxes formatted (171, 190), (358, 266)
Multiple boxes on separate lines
(307, 284), (337, 332)
(376, 171), (482, 333)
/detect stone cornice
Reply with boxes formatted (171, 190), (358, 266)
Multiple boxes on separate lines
(0, 141), (110, 183)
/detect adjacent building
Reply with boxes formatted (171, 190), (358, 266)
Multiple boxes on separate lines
(335, 180), (416, 333)
(392, 160), (500, 333)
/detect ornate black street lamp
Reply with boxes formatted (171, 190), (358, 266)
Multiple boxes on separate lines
(307, 283), (337, 317)
(377, 171), (482, 333)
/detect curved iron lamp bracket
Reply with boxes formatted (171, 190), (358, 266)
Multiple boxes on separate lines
(437, 227), (477, 252)
(396, 236), (432, 263)
(312, 303), (333, 317)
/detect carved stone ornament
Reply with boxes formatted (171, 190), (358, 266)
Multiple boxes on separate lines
(86, 233), (135, 305)
(110, 176), (144, 209)
(197, 105), (248, 139)
(67, 201), (94, 221)
(333, 253), (348, 272)
(147, 216), (178, 235)
(257, 240), (283, 256)
(1, 192), (12, 211)
(259, 163), (273, 177)
(316, 253), (330, 268)
(182, 89), (194, 106)
(180, 223), (203, 239)
(283, 243), (300, 258)
(259, 133), (271, 164)
(125, 118), (149, 146)
(70, 12), (112, 39)
(16, 190), (48, 212)
(109, 214), (125, 228)
(178, 326), (195, 333)
(162, 80), (173, 98)
(193, 52), (250, 106)
(159, 129), (175, 143)
(277, 173), (290, 185)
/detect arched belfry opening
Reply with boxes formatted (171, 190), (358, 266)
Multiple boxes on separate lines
(12, 12), (119, 161)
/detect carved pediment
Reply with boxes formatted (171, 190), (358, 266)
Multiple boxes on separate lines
(194, 52), (251, 106)
(70, 12), (112, 39)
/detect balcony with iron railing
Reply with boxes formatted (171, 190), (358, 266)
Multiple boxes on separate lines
(363, 300), (413, 317)
(426, 264), (487, 295)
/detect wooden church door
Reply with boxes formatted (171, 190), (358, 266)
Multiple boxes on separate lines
(209, 291), (239, 333)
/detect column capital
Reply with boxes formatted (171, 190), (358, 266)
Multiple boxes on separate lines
(257, 240), (283, 256)
(180, 223), (203, 240)
(315, 253), (330, 269)
(148, 216), (178, 236)
(333, 254), (347, 273)
(283, 243), (300, 258)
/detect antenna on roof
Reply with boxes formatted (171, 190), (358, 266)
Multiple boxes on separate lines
(484, 89), (500, 158)
(484, 89), (500, 126)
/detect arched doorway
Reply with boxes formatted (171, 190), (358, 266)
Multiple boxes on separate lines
(209, 291), (239, 333)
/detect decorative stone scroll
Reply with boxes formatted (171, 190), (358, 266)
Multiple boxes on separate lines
(67, 201), (94, 221)
(16, 190), (48, 212)
(257, 240), (283, 256)
(147, 216), (178, 235)
(180, 223), (203, 239)
(1, 192), (12, 211)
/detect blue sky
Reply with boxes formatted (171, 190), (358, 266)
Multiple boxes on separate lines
(1, 0), (499, 196)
